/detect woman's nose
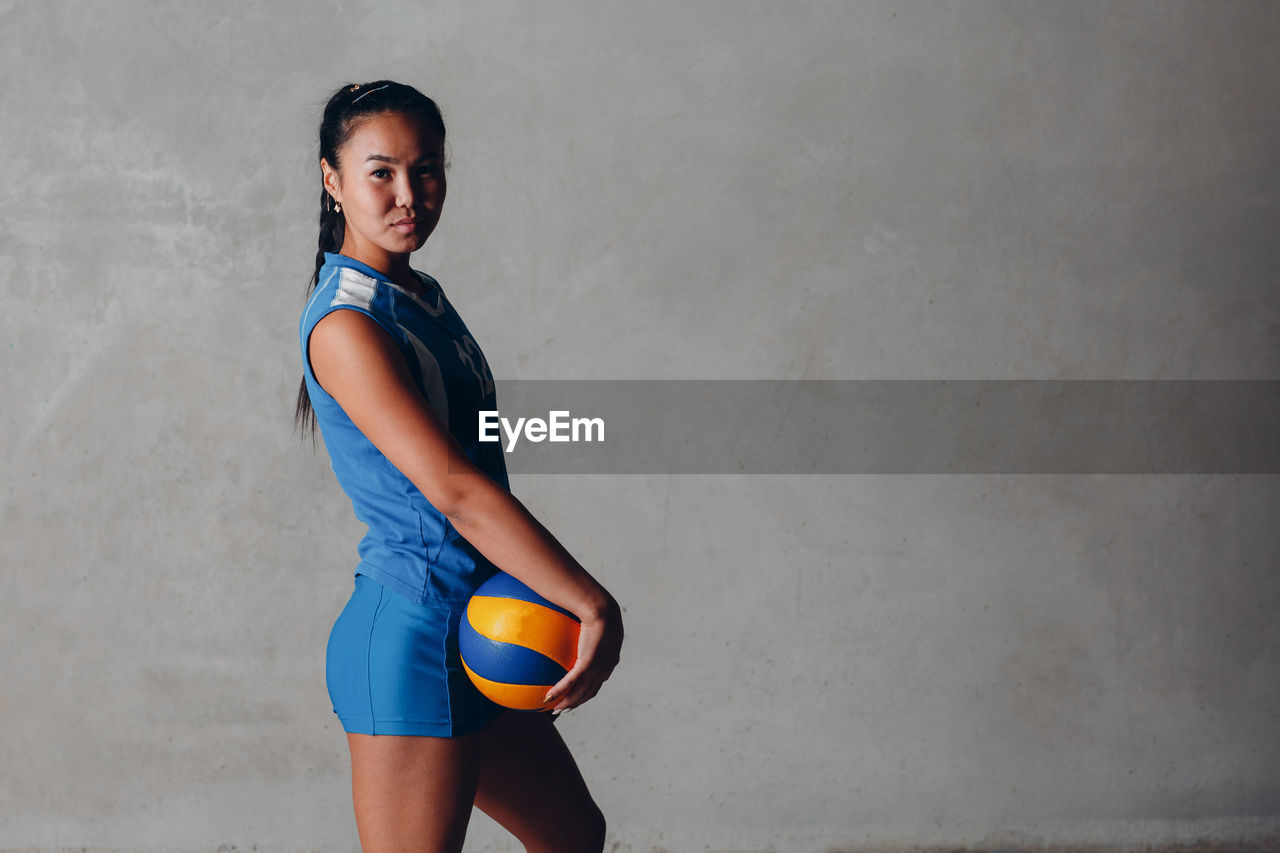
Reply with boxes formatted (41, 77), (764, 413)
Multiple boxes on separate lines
(395, 177), (415, 208)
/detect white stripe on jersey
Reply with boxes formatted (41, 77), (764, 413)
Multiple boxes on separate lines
(332, 267), (378, 310)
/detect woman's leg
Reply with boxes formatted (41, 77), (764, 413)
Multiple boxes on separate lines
(346, 731), (483, 853)
(473, 711), (606, 853)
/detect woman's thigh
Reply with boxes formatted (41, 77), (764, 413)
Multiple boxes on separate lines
(473, 712), (606, 853)
(346, 731), (482, 853)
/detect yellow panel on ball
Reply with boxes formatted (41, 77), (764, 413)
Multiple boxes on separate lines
(466, 595), (580, 671)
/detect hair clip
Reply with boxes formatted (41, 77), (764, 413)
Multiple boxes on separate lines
(351, 83), (391, 104)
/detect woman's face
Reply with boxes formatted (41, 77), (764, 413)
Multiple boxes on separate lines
(322, 111), (446, 273)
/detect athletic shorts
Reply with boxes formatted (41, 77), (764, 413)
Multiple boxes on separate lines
(326, 573), (503, 737)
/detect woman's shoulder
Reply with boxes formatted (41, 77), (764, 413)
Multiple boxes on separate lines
(316, 253), (395, 308)
(302, 255), (393, 340)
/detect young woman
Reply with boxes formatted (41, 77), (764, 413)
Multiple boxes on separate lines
(296, 80), (623, 852)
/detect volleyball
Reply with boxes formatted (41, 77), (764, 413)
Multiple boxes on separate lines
(459, 573), (581, 711)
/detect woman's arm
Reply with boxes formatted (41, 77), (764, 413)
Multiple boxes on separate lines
(308, 309), (622, 711)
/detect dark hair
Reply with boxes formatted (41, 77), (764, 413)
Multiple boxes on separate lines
(294, 81), (447, 436)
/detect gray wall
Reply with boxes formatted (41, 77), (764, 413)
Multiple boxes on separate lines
(3, 1), (1277, 850)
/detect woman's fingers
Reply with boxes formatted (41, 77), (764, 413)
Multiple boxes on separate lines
(552, 661), (612, 710)
(545, 658), (600, 711)
(544, 609), (622, 712)
(557, 670), (616, 710)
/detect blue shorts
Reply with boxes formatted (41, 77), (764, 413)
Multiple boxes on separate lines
(326, 573), (503, 737)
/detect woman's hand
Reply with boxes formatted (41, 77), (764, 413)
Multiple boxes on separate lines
(545, 594), (624, 713)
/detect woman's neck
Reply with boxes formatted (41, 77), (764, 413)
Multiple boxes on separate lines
(338, 242), (420, 294)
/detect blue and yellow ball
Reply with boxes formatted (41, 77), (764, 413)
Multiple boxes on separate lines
(459, 573), (581, 711)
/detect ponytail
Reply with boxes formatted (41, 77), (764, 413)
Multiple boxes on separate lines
(293, 191), (347, 437)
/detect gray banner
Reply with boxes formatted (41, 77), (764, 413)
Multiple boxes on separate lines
(468, 380), (1279, 474)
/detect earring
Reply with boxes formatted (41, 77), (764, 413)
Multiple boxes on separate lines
(335, 201), (342, 213)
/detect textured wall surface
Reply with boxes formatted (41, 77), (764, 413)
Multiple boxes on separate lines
(2, 1), (1278, 850)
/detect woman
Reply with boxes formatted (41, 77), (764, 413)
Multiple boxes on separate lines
(296, 80), (622, 852)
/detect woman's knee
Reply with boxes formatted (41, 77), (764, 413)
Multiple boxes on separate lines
(512, 794), (604, 852)
(578, 801), (607, 852)
(547, 799), (604, 853)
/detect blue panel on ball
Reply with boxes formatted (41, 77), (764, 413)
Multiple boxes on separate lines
(459, 613), (569, 686)
(474, 573), (579, 621)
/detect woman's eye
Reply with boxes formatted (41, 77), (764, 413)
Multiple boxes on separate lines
(371, 168), (391, 179)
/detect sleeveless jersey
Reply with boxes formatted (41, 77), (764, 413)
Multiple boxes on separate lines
(300, 252), (508, 605)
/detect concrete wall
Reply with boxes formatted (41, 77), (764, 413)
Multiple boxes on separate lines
(2, 1), (1277, 850)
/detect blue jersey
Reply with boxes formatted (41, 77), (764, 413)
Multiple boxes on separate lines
(300, 252), (508, 605)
